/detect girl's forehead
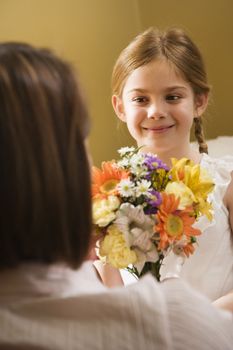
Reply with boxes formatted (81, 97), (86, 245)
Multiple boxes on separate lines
(135, 58), (183, 79)
(123, 58), (189, 92)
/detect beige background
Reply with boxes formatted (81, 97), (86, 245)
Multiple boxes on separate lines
(0, 0), (232, 165)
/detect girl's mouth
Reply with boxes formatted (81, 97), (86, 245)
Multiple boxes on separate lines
(143, 124), (175, 133)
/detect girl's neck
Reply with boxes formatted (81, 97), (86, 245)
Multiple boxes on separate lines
(139, 144), (201, 167)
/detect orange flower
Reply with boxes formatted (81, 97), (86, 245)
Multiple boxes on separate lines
(155, 193), (201, 250)
(92, 161), (129, 199)
(183, 243), (195, 257)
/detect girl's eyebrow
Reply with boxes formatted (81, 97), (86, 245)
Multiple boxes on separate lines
(126, 85), (188, 95)
(126, 88), (147, 95)
(165, 85), (187, 92)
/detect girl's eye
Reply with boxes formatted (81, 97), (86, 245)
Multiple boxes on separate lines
(132, 96), (148, 103)
(166, 95), (181, 101)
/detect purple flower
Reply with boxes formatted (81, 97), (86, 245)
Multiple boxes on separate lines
(144, 207), (158, 215)
(148, 190), (162, 207)
(144, 190), (162, 214)
(143, 154), (169, 172)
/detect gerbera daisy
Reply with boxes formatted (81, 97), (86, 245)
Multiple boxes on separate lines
(92, 161), (129, 199)
(183, 243), (195, 257)
(155, 193), (201, 250)
(173, 236), (196, 257)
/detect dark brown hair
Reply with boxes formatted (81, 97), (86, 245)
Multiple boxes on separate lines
(0, 42), (92, 269)
(112, 27), (210, 153)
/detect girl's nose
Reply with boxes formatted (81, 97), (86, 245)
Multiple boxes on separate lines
(147, 103), (165, 119)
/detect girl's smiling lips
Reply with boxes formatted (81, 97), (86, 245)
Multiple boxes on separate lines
(142, 124), (175, 133)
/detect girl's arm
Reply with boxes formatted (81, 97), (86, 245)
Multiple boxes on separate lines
(93, 260), (124, 288)
(87, 229), (124, 288)
(224, 171), (233, 234)
(213, 292), (233, 312)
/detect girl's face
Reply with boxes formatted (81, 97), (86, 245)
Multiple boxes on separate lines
(112, 59), (208, 160)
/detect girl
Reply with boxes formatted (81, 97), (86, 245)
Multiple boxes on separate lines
(111, 27), (233, 302)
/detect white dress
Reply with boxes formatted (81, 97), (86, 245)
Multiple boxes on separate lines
(160, 154), (233, 301)
(0, 262), (232, 350)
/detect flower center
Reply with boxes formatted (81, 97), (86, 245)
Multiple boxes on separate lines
(100, 180), (119, 194)
(166, 214), (183, 237)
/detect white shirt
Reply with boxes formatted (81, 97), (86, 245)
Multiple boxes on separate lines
(0, 261), (232, 350)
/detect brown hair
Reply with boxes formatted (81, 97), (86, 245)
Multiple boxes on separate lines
(0, 43), (92, 269)
(112, 27), (210, 153)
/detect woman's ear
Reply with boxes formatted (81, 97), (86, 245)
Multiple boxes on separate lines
(112, 95), (126, 122)
(195, 92), (209, 117)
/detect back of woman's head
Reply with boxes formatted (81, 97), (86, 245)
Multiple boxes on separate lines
(0, 42), (92, 269)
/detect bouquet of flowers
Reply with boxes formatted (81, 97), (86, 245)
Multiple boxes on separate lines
(92, 147), (214, 281)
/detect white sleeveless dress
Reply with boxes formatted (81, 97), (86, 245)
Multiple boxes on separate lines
(160, 154), (233, 301)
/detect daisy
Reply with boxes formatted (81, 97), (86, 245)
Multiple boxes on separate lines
(118, 146), (136, 156)
(129, 153), (147, 177)
(135, 179), (151, 197)
(117, 158), (130, 168)
(117, 178), (135, 197)
(172, 236), (196, 257)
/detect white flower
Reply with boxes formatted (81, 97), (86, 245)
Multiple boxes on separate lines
(118, 146), (136, 156)
(131, 227), (154, 251)
(129, 154), (147, 177)
(117, 179), (135, 197)
(114, 203), (154, 247)
(92, 195), (120, 227)
(117, 158), (130, 168)
(134, 248), (159, 274)
(129, 227), (159, 273)
(129, 153), (144, 167)
(135, 179), (151, 197)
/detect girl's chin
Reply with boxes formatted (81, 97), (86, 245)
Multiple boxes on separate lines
(138, 143), (178, 160)
(139, 142), (169, 153)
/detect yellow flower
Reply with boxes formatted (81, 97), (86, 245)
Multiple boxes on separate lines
(93, 195), (120, 227)
(170, 158), (214, 219)
(165, 181), (195, 209)
(198, 198), (213, 221)
(99, 224), (137, 268)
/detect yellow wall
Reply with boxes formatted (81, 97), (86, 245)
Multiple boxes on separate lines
(0, 0), (141, 165)
(0, 0), (232, 166)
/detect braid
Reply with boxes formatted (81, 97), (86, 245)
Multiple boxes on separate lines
(194, 117), (208, 154)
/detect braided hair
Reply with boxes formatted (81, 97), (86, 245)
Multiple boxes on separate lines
(194, 117), (208, 154)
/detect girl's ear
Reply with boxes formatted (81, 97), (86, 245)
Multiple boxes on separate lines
(195, 92), (209, 117)
(112, 95), (126, 122)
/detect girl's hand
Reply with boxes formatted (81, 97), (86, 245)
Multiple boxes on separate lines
(93, 260), (124, 288)
(224, 171), (233, 235)
(213, 291), (233, 312)
(87, 229), (124, 287)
